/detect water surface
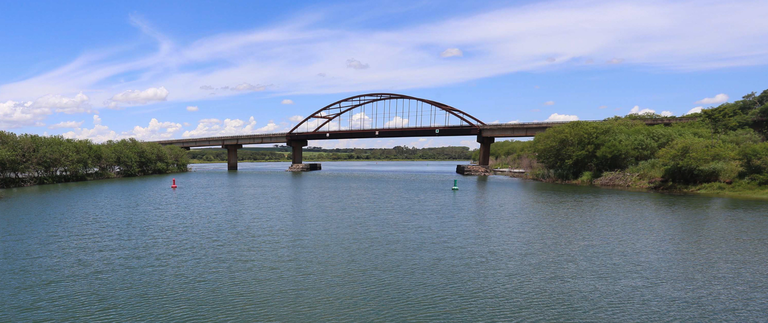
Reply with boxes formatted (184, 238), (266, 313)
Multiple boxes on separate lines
(2, 161), (767, 321)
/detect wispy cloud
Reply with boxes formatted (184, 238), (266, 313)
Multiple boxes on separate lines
(1, 0), (768, 129)
(695, 93), (729, 105)
(440, 48), (463, 58)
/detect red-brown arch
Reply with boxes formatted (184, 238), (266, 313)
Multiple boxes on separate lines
(288, 93), (486, 133)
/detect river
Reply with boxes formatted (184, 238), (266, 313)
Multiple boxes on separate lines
(1, 161), (767, 321)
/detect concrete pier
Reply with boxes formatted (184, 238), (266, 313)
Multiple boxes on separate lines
(286, 140), (320, 171)
(223, 144), (242, 171)
(287, 140), (308, 164)
(477, 135), (494, 166)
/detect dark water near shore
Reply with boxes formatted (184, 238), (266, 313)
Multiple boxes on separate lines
(2, 161), (768, 322)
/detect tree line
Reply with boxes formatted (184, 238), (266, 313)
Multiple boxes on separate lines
(188, 146), (472, 162)
(478, 88), (768, 191)
(0, 133), (189, 188)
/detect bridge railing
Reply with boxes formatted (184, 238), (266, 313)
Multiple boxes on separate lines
(479, 117), (697, 128)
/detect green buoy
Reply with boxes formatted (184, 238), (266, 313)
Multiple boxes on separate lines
(452, 179), (459, 190)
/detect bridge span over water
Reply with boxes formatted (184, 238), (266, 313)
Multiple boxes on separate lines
(154, 93), (693, 172)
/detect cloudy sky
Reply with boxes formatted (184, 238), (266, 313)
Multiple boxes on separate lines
(2, 0), (768, 148)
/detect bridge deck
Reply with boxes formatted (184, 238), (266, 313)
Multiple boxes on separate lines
(153, 118), (696, 148)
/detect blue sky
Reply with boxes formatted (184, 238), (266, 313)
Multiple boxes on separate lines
(2, 0), (768, 148)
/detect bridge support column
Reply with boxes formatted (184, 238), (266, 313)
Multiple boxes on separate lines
(288, 140), (307, 164)
(287, 140), (321, 171)
(223, 144), (242, 171)
(477, 136), (494, 166)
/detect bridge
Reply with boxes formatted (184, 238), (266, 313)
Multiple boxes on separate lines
(154, 93), (694, 172)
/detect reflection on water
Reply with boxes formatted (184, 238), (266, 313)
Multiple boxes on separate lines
(1, 161), (767, 321)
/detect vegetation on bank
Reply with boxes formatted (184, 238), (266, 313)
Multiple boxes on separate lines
(476, 88), (768, 196)
(188, 146), (472, 163)
(0, 133), (189, 188)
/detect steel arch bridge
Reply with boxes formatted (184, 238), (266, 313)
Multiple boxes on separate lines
(154, 92), (695, 171)
(287, 93), (486, 139)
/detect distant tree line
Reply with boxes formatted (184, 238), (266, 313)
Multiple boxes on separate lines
(478, 88), (768, 190)
(188, 146), (472, 162)
(0, 133), (189, 188)
(188, 150), (288, 162)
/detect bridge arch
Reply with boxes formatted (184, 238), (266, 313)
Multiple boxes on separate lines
(288, 93), (485, 134)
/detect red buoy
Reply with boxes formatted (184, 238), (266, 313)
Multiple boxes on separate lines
(171, 178), (177, 189)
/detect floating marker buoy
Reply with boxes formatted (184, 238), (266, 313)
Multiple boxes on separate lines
(452, 179), (458, 190)
(171, 178), (177, 189)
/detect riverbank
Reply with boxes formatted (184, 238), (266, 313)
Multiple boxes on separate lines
(0, 134), (190, 189)
(497, 168), (768, 199)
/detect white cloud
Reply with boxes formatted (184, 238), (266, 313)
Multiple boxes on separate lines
(508, 120), (520, 124)
(629, 105), (656, 115)
(255, 120), (281, 133)
(33, 92), (91, 114)
(62, 124), (119, 142)
(62, 117), (183, 142)
(545, 113), (579, 121)
(186, 106), (199, 111)
(289, 115), (304, 122)
(346, 58), (369, 70)
(48, 121), (84, 129)
(384, 116), (409, 128)
(607, 58), (625, 64)
(182, 117), (258, 138)
(108, 87), (169, 106)
(660, 111), (673, 117)
(0, 100), (50, 129)
(543, 101), (555, 106)
(440, 48), (463, 58)
(695, 93), (729, 105)
(546, 57), (556, 63)
(281, 99), (294, 105)
(598, 105), (608, 109)
(129, 118), (183, 140)
(685, 106), (703, 115)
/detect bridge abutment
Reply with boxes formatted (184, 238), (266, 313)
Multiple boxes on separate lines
(456, 135), (494, 175)
(287, 140), (321, 172)
(223, 144), (242, 171)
